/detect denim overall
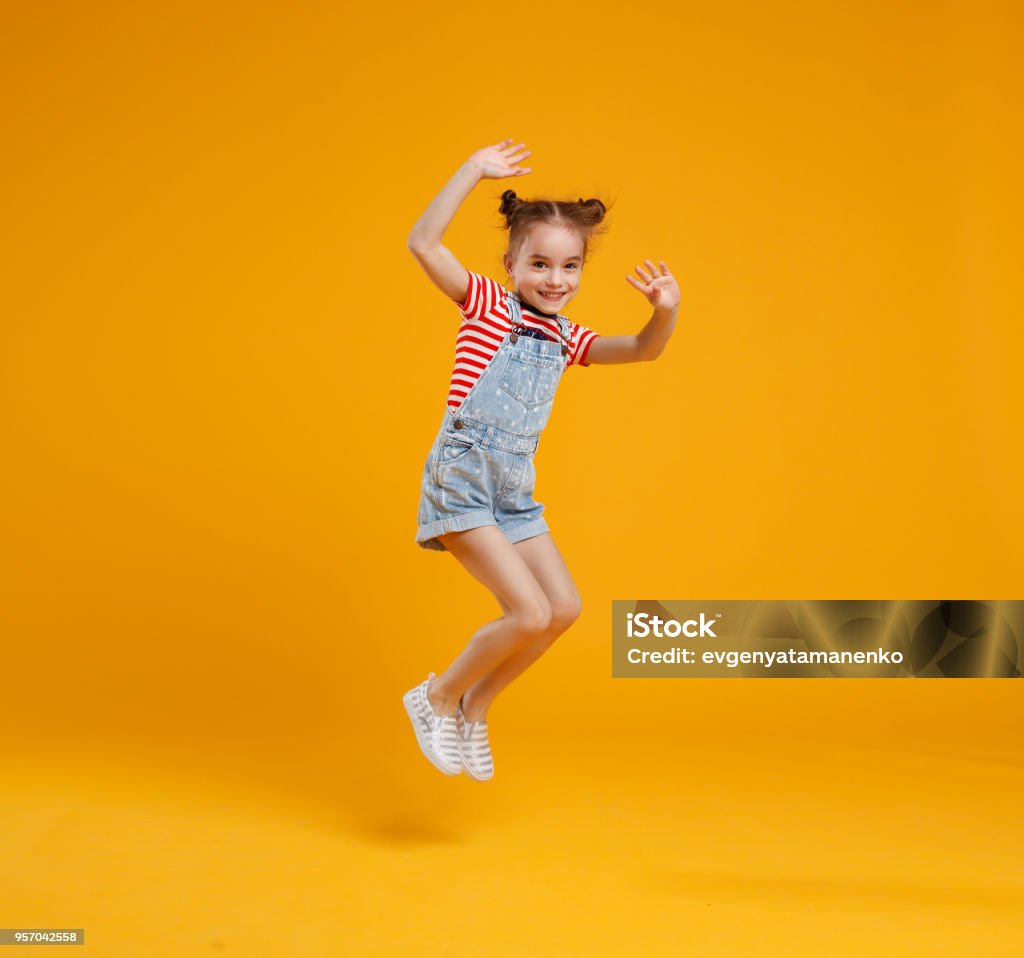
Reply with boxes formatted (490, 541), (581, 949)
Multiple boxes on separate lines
(416, 289), (572, 551)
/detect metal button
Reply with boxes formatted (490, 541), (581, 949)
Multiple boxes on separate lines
(454, 420), (464, 430)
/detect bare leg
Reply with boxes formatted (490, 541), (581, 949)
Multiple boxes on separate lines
(425, 525), (554, 716)
(459, 532), (581, 721)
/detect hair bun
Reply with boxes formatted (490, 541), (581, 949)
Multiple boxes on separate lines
(499, 189), (520, 217)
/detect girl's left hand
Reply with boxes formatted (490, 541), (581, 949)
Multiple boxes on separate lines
(626, 259), (680, 311)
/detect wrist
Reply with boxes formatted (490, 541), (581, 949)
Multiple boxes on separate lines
(459, 158), (485, 183)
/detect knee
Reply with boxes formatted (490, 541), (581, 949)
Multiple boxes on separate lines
(548, 593), (583, 637)
(512, 597), (553, 638)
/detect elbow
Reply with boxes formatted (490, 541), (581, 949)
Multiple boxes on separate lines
(407, 230), (438, 257)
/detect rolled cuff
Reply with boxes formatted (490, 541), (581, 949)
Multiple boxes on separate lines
(416, 508), (497, 552)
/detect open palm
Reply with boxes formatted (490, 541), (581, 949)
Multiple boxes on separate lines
(468, 138), (533, 179)
(626, 259), (680, 311)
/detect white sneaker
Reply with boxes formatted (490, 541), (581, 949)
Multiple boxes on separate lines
(403, 673), (461, 776)
(456, 701), (494, 782)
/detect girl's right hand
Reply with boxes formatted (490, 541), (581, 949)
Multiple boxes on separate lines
(467, 138), (532, 179)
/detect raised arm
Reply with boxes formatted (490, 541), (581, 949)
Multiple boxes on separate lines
(586, 259), (681, 364)
(407, 139), (532, 305)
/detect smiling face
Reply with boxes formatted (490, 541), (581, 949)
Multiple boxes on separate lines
(503, 221), (584, 314)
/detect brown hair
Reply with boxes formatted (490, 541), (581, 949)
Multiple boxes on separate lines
(498, 189), (611, 266)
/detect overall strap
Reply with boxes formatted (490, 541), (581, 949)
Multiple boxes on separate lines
(555, 314), (570, 351)
(507, 287), (522, 327)
(550, 312), (571, 359)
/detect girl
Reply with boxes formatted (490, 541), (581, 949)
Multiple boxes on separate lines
(403, 138), (680, 780)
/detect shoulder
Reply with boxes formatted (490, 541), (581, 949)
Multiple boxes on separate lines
(564, 316), (598, 339)
(564, 317), (601, 368)
(457, 272), (510, 324)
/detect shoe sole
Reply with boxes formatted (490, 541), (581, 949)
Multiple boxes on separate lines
(458, 756), (494, 782)
(403, 692), (461, 776)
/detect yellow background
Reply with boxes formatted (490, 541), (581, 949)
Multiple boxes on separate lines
(2, 1), (1022, 955)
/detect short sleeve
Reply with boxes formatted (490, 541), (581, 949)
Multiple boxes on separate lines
(455, 270), (507, 325)
(568, 324), (600, 367)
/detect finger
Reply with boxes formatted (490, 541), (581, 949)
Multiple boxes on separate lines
(495, 138), (514, 148)
(645, 258), (659, 276)
(634, 264), (653, 283)
(515, 167), (532, 175)
(502, 141), (527, 156)
(506, 149), (531, 164)
(659, 259), (672, 275)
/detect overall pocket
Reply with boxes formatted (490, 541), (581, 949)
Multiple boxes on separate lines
(438, 435), (475, 464)
(430, 434), (475, 487)
(499, 352), (562, 409)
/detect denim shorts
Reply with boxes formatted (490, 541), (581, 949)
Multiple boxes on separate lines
(416, 412), (549, 552)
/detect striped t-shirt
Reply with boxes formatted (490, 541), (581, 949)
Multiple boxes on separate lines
(447, 271), (600, 411)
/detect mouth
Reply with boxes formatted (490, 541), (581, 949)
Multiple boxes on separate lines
(539, 291), (566, 302)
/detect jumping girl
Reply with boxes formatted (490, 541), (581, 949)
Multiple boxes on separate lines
(403, 138), (680, 780)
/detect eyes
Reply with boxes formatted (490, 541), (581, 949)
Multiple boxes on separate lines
(531, 260), (579, 270)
